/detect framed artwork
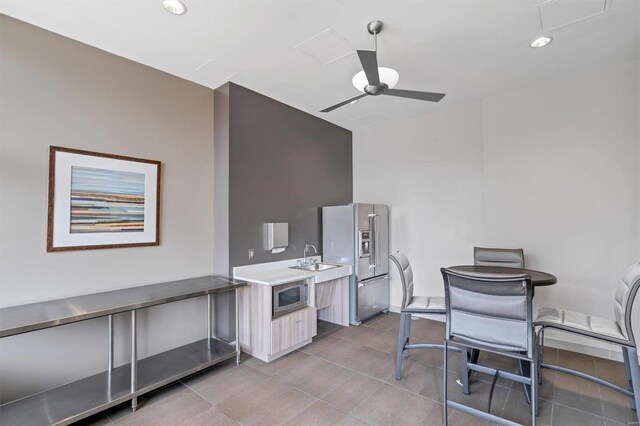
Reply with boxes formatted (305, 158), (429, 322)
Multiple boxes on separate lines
(47, 146), (161, 252)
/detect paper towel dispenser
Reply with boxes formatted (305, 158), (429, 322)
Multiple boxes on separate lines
(264, 223), (288, 253)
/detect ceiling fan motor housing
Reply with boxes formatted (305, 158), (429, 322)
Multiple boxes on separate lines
(365, 83), (388, 95)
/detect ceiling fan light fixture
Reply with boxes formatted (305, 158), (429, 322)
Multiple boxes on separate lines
(530, 36), (553, 48)
(352, 67), (399, 92)
(162, 0), (187, 15)
(321, 21), (445, 113)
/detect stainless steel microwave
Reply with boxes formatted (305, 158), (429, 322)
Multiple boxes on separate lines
(272, 281), (308, 318)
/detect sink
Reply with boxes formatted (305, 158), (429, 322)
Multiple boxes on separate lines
(290, 263), (340, 272)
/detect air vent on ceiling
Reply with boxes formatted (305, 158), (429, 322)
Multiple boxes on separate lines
(195, 58), (241, 85)
(295, 29), (356, 65)
(537, 0), (609, 32)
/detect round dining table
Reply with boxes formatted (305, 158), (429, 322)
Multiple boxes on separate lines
(447, 265), (557, 286)
(446, 265), (557, 404)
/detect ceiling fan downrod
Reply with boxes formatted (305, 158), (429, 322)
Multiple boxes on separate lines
(367, 20), (383, 52)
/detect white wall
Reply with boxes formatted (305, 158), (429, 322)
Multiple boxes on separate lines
(0, 16), (215, 402)
(354, 62), (640, 357)
(353, 103), (486, 307)
(482, 62), (640, 353)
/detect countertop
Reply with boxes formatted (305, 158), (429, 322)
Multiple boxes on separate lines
(0, 275), (246, 338)
(233, 261), (352, 286)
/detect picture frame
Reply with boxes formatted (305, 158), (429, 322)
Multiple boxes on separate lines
(47, 146), (161, 252)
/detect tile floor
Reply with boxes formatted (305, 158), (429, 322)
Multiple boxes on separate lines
(84, 313), (637, 425)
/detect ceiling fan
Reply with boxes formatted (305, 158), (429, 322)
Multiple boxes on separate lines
(321, 20), (446, 113)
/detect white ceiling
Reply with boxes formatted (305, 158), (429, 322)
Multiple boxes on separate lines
(1, 0), (638, 129)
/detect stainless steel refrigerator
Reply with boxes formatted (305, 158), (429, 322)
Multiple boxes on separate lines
(322, 203), (389, 325)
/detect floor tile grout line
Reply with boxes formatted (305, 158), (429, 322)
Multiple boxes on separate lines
(337, 326), (531, 390)
(593, 354), (610, 424)
(179, 379), (217, 409)
(591, 353), (637, 424)
(551, 399), (621, 423)
(89, 317), (634, 426)
(298, 343), (450, 413)
(327, 324), (631, 423)
(552, 350), (632, 421)
(308, 330), (523, 407)
(190, 362), (317, 425)
(310, 343), (459, 409)
(98, 316), (634, 426)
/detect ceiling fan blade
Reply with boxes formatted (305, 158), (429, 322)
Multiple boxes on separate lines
(357, 50), (380, 86)
(320, 93), (368, 113)
(384, 89), (446, 102)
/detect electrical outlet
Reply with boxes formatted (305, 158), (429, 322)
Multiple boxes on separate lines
(248, 249), (254, 259)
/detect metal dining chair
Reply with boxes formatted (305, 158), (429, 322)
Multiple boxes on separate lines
(535, 262), (640, 418)
(474, 247), (525, 268)
(441, 267), (537, 426)
(390, 251), (446, 380)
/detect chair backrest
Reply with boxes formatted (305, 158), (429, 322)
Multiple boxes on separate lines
(390, 251), (414, 310)
(441, 267), (533, 356)
(474, 247), (525, 269)
(614, 263), (640, 345)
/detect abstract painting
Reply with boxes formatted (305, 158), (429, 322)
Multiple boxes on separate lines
(48, 146), (161, 251)
(70, 167), (145, 233)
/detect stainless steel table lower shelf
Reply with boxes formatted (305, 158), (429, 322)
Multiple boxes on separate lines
(0, 338), (236, 425)
(0, 276), (246, 426)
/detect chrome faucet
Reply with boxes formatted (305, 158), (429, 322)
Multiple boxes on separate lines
(302, 244), (318, 266)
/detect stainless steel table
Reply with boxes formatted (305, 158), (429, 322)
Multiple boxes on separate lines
(0, 275), (247, 426)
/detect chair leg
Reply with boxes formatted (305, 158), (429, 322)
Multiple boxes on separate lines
(537, 328), (545, 385)
(461, 347), (470, 395)
(403, 314), (412, 359)
(625, 347), (640, 416)
(395, 313), (407, 380)
(531, 357), (537, 426)
(622, 347), (635, 410)
(444, 340), (449, 426)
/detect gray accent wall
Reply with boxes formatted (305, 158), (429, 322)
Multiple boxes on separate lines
(0, 15), (215, 403)
(215, 83), (353, 271)
(211, 83), (352, 341)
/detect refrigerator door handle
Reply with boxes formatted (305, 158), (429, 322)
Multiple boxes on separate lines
(368, 213), (377, 269)
(360, 274), (389, 286)
(374, 213), (380, 268)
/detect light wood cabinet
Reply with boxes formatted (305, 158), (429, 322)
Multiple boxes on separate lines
(271, 307), (316, 354)
(237, 280), (317, 362)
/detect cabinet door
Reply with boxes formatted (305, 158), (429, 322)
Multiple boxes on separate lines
(270, 307), (316, 354)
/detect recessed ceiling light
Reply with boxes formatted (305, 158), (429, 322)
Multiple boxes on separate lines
(530, 36), (553, 48)
(163, 0), (187, 15)
(349, 99), (358, 105)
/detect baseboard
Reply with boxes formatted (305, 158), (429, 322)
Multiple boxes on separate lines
(389, 305), (629, 362)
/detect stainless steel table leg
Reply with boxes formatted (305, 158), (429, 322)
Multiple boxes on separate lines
(131, 310), (137, 412)
(108, 315), (114, 371)
(108, 314), (114, 394)
(235, 289), (240, 365)
(207, 294), (212, 348)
